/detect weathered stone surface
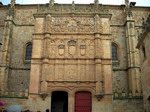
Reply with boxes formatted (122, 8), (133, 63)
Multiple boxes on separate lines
(0, 1), (149, 112)
(137, 15), (150, 111)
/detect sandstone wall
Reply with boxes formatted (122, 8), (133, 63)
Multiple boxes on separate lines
(0, 4), (149, 112)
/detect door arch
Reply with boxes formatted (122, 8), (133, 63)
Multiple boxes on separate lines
(75, 91), (92, 112)
(51, 91), (68, 112)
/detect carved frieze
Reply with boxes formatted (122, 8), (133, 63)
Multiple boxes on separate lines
(46, 17), (95, 33)
(37, 4), (109, 15)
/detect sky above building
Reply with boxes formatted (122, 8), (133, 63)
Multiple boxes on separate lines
(1, 0), (150, 6)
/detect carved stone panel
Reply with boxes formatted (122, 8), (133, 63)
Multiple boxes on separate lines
(47, 36), (95, 59)
(65, 65), (77, 80)
(55, 65), (64, 81)
(45, 59), (95, 81)
(47, 64), (55, 81)
(46, 16), (96, 33)
(80, 65), (86, 80)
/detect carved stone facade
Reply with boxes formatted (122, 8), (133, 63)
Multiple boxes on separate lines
(0, 0), (149, 112)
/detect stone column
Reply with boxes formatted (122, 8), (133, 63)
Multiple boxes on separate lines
(94, 15), (103, 95)
(125, 14), (141, 96)
(95, 34), (102, 95)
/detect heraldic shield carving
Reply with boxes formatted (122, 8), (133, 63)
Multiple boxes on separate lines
(58, 44), (65, 56)
(68, 40), (76, 56)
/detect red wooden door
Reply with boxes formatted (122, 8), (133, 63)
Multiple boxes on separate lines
(75, 92), (92, 112)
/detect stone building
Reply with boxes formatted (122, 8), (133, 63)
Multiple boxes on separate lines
(137, 14), (150, 112)
(0, 0), (149, 111)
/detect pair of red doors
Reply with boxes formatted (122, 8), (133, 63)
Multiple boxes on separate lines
(75, 92), (92, 112)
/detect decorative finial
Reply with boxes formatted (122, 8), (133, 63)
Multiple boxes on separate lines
(125, 0), (129, 8)
(94, 0), (99, 5)
(72, 1), (75, 7)
(49, 0), (55, 6)
(10, 0), (16, 9)
(72, 1), (75, 11)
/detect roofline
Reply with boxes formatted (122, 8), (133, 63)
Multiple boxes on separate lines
(1, 3), (150, 8)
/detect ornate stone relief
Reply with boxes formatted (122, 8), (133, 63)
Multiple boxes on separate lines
(37, 4), (109, 15)
(48, 38), (94, 58)
(47, 17), (95, 33)
(48, 39), (56, 57)
(45, 37), (96, 81)
(66, 65), (77, 80)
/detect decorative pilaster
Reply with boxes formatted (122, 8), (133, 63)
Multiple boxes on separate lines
(40, 34), (50, 95)
(95, 37), (103, 100)
(29, 15), (44, 96)
(125, 2), (142, 96)
(95, 13), (112, 102)
(94, 14), (103, 100)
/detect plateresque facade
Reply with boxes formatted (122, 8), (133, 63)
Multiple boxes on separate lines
(0, 0), (150, 111)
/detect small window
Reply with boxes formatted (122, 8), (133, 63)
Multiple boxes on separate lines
(25, 43), (32, 61)
(112, 43), (118, 60)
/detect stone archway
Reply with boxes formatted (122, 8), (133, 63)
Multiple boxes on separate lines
(51, 91), (68, 112)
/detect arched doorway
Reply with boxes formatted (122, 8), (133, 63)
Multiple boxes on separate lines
(75, 91), (92, 112)
(51, 91), (68, 112)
